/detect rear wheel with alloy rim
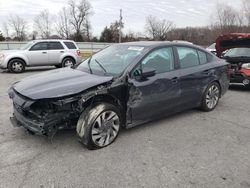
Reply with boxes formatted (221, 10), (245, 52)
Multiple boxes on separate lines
(8, 59), (25, 73)
(200, 82), (221, 111)
(76, 103), (121, 149)
(62, 57), (75, 67)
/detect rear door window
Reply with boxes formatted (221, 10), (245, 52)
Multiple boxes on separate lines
(198, 51), (208, 65)
(176, 47), (199, 68)
(64, 42), (77, 49)
(49, 42), (64, 50)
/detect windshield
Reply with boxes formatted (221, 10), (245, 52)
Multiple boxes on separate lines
(76, 44), (145, 75)
(207, 43), (215, 49)
(20, 41), (35, 50)
(224, 48), (250, 57)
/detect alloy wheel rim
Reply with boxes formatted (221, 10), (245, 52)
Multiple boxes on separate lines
(12, 62), (23, 72)
(206, 85), (219, 109)
(91, 110), (120, 147)
(64, 60), (73, 67)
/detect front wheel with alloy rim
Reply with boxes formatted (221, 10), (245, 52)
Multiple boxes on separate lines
(76, 103), (121, 149)
(200, 82), (221, 112)
(62, 57), (75, 67)
(8, 59), (25, 73)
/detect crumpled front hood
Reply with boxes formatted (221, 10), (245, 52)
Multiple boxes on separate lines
(216, 33), (250, 57)
(222, 56), (250, 64)
(13, 68), (113, 100)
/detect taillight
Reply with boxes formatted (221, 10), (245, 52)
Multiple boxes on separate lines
(76, 50), (81, 56)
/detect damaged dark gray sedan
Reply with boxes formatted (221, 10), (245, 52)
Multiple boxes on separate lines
(8, 41), (230, 149)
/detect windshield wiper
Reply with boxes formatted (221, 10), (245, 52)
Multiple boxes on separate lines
(94, 59), (107, 73)
(227, 56), (250, 58)
(88, 56), (93, 74)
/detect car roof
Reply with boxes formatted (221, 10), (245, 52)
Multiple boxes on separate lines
(118, 41), (205, 51)
(32, 39), (76, 42)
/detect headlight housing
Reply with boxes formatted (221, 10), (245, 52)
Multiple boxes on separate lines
(241, 63), (250, 70)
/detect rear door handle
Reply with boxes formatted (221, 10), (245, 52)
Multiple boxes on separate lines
(60, 51), (64, 53)
(171, 77), (179, 83)
(203, 70), (210, 75)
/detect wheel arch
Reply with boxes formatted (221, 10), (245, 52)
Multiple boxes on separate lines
(7, 57), (27, 67)
(211, 80), (222, 97)
(202, 79), (222, 98)
(60, 55), (76, 64)
(81, 93), (126, 126)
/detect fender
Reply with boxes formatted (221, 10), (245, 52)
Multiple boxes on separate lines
(59, 53), (77, 64)
(4, 53), (29, 66)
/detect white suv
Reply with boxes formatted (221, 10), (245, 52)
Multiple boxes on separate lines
(0, 40), (82, 73)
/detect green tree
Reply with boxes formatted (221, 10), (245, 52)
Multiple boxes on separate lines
(99, 20), (124, 43)
(99, 27), (113, 42)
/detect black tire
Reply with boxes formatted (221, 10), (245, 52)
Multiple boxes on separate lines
(8, 59), (25, 73)
(62, 57), (75, 67)
(200, 82), (221, 112)
(76, 103), (121, 150)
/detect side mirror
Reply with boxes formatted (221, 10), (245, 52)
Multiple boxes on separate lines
(141, 67), (156, 78)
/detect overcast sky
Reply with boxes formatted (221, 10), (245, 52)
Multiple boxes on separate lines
(0, 0), (243, 37)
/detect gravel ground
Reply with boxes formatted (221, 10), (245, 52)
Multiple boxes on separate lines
(0, 67), (250, 188)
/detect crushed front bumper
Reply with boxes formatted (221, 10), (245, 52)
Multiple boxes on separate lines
(10, 107), (46, 135)
(10, 102), (71, 136)
(230, 72), (250, 86)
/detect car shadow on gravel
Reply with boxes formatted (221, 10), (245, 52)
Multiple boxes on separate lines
(17, 109), (197, 150)
(229, 85), (250, 92)
(123, 108), (197, 134)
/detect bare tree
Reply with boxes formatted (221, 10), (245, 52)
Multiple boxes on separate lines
(2, 22), (9, 39)
(68, 0), (92, 41)
(243, 0), (250, 26)
(84, 19), (91, 41)
(57, 7), (71, 39)
(34, 9), (52, 39)
(145, 15), (175, 40)
(8, 15), (27, 41)
(211, 3), (244, 33)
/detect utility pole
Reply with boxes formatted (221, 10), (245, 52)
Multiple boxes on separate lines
(119, 9), (123, 43)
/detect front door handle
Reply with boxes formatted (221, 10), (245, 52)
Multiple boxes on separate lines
(42, 51), (47, 54)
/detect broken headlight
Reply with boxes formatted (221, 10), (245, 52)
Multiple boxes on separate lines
(30, 100), (58, 117)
